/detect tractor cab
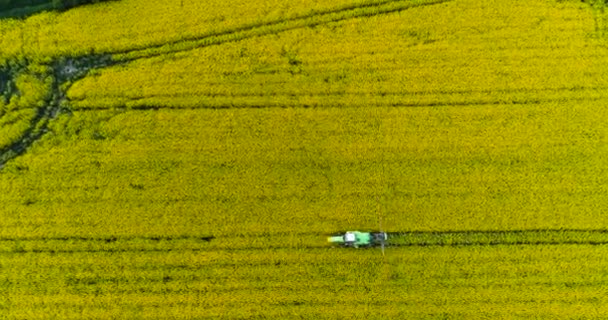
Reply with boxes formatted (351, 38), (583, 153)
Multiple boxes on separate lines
(328, 231), (387, 248)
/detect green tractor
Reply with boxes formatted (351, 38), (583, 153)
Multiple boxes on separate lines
(327, 231), (388, 249)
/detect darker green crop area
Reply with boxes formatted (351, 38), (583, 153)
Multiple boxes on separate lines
(0, 0), (113, 19)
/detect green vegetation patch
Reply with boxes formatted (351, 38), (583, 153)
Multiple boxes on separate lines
(0, 0), (113, 19)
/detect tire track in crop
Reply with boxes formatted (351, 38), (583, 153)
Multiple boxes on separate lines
(0, 234), (215, 242)
(4, 229), (608, 254)
(110, 0), (453, 61)
(0, 74), (60, 168)
(0, 56), (117, 168)
(73, 85), (605, 111)
(112, 85), (608, 98)
(0, 76), (56, 168)
(384, 229), (608, 247)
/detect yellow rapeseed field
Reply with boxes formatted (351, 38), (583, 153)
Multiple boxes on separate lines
(2, 0), (608, 318)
